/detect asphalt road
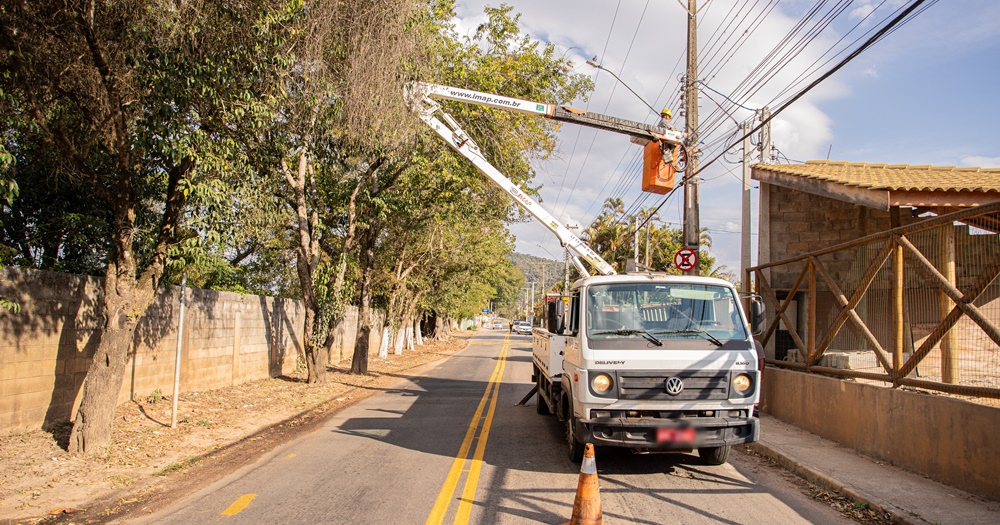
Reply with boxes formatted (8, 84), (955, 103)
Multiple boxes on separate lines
(131, 331), (853, 525)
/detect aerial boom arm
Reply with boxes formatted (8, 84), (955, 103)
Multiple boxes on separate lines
(408, 87), (616, 276)
(406, 82), (688, 277)
(413, 83), (685, 145)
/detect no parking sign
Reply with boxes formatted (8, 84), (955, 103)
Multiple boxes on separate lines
(674, 248), (698, 271)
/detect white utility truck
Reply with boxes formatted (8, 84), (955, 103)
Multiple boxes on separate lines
(407, 82), (764, 464)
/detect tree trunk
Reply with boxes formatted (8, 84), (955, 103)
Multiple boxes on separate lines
(304, 309), (327, 383)
(350, 228), (376, 374)
(351, 324), (371, 374)
(433, 315), (448, 341)
(393, 323), (405, 355)
(283, 150), (327, 384)
(305, 337), (329, 384)
(378, 326), (391, 359)
(69, 257), (158, 454)
(69, 315), (136, 454)
(304, 330), (328, 383)
(414, 318), (423, 346)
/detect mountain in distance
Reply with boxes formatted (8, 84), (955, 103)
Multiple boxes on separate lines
(510, 252), (568, 294)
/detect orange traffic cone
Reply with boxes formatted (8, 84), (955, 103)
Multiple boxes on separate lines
(563, 443), (604, 525)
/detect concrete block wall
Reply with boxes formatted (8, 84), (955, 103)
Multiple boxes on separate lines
(1, 268), (103, 432)
(762, 367), (1000, 501)
(763, 185), (910, 290)
(0, 267), (317, 434)
(123, 288), (307, 403)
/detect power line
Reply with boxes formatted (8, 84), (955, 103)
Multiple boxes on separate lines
(557, 0), (651, 218)
(769, 0), (939, 110)
(636, 0), (932, 234)
(699, 0), (845, 141)
(552, 0), (622, 215)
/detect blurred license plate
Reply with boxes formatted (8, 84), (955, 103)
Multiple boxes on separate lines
(656, 427), (695, 443)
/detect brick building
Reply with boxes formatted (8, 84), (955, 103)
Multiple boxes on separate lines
(751, 161), (1000, 368)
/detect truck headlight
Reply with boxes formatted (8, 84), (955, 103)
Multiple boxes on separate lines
(591, 373), (613, 393)
(732, 373), (752, 394)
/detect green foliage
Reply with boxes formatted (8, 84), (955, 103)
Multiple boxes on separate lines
(0, 0), (302, 290)
(488, 261), (526, 318)
(0, 0), (607, 351)
(0, 146), (16, 205)
(0, 135), (110, 274)
(510, 252), (565, 292)
(146, 389), (164, 405)
(0, 129), (20, 312)
(584, 197), (719, 277)
(388, 2), (592, 324)
(428, 4), (592, 218)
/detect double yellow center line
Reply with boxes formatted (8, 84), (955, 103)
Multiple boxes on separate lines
(425, 334), (510, 525)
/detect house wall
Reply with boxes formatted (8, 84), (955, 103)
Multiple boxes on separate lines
(757, 184), (1000, 362)
(761, 184), (913, 290)
(0, 267), (386, 434)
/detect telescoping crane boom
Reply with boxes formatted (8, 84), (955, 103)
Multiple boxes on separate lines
(405, 82), (686, 277)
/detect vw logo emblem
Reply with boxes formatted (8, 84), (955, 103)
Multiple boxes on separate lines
(664, 377), (684, 395)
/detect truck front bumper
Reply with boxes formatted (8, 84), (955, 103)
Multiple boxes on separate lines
(576, 415), (759, 450)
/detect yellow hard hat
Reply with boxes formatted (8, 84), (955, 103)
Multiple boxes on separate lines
(660, 108), (673, 120)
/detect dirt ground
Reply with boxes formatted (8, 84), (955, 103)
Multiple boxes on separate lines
(0, 334), (470, 524)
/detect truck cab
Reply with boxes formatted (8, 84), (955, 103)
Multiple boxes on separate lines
(533, 273), (762, 465)
(407, 81), (762, 465)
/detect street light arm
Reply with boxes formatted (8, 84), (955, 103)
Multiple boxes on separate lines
(586, 59), (662, 119)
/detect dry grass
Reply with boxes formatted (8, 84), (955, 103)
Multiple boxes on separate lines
(0, 335), (469, 522)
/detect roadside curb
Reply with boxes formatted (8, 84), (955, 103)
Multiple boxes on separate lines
(745, 442), (920, 525)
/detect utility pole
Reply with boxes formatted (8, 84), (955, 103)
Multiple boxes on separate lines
(645, 213), (653, 267)
(743, 108), (771, 304)
(741, 118), (753, 299)
(523, 287), (528, 320)
(634, 216), (640, 262)
(760, 106), (771, 162)
(682, 0), (701, 276)
(530, 281), (536, 325)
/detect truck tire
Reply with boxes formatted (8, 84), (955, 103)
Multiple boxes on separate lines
(564, 404), (584, 463)
(535, 375), (550, 415)
(698, 445), (731, 465)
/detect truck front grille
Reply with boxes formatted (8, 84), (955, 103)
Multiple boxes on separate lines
(617, 371), (729, 401)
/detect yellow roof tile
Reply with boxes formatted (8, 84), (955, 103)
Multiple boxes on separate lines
(754, 160), (1000, 193)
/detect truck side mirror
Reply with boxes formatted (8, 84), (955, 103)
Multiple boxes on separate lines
(547, 300), (565, 334)
(749, 299), (765, 336)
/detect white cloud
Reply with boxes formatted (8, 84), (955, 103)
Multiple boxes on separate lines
(959, 156), (1000, 168)
(850, 0), (909, 23)
(448, 0), (965, 274)
(848, 4), (877, 23)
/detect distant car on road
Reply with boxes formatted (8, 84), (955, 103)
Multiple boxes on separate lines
(514, 321), (532, 335)
(492, 320), (503, 330)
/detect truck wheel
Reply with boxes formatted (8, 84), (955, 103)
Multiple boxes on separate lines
(698, 445), (731, 465)
(535, 375), (550, 415)
(565, 409), (584, 463)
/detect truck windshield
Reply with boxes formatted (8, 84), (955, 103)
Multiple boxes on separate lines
(586, 283), (747, 344)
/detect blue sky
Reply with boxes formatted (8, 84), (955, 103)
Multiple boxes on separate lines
(449, 0), (1000, 278)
